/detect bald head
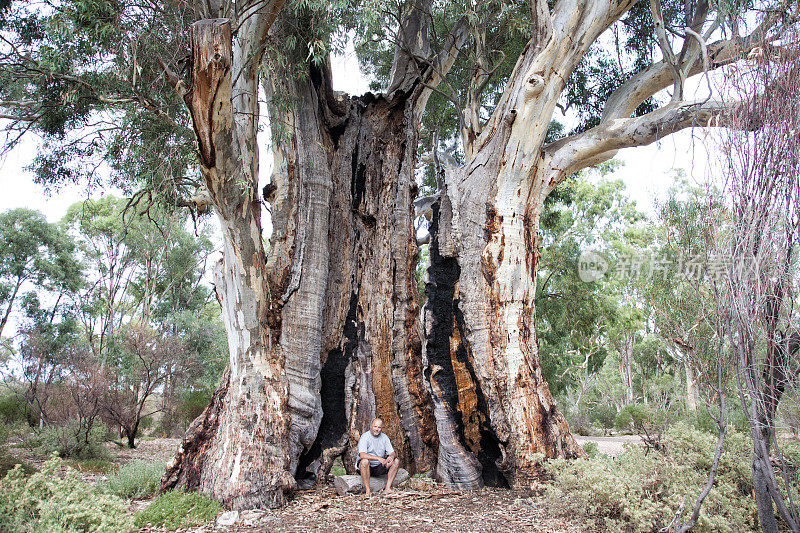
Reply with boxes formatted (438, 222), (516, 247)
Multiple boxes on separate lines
(370, 418), (383, 437)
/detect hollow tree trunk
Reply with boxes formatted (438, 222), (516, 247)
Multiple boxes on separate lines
(262, 55), (437, 481)
(423, 14), (607, 486)
(427, 159), (584, 490)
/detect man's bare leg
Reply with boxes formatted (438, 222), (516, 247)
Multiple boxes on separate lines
(383, 458), (400, 494)
(359, 459), (372, 497)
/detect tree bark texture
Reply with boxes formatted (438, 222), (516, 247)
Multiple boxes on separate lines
(160, 18), (296, 509)
(262, 55), (438, 482)
(166, 0), (693, 501)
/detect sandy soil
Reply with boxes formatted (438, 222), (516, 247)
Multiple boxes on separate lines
(574, 435), (643, 457)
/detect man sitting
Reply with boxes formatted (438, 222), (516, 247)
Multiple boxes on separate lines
(356, 417), (400, 496)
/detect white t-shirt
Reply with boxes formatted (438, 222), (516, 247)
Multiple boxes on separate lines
(356, 431), (394, 469)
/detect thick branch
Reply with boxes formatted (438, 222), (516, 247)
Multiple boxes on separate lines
(546, 99), (739, 180)
(387, 0), (433, 96)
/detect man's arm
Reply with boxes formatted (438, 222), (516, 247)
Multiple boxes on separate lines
(359, 451), (389, 466)
(384, 435), (396, 464)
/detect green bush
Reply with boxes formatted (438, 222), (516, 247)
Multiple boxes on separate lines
(0, 392), (36, 426)
(686, 410), (718, 434)
(588, 403), (617, 432)
(544, 423), (758, 532)
(34, 421), (112, 460)
(614, 404), (656, 433)
(133, 490), (221, 530)
(581, 441), (600, 458)
(0, 454), (133, 533)
(105, 460), (164, 499)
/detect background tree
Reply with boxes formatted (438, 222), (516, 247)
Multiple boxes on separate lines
(0, 209), (81, 338)
(718, 32), (800, 531)
(100, 324), (189, 448)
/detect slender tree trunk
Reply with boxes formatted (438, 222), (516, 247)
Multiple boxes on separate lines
(684, 359), (698, 412)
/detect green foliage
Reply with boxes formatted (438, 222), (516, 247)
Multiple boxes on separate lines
(588, 402), (617, 432)
(545, 424), (758, 532)
(582, 441), (600, 458)
(133, 490), (221, 530)
(0, 208), (82, 338)
(614, 404), (667, 437)
(536, 163), (650, 398)
(0, 454), (133, 533)
(0, 390), (36, 426)
(178, 388), (214, 428)
(104, 460), (163, 499)
(32, 421), (111, 461)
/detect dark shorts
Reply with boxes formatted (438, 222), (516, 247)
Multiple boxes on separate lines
(357, 462), (389, 476)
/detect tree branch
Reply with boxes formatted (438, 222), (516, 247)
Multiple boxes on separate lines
(602, 6), (797, 123)
(545, 98), (742, 181)
(387, 0), (433, 96)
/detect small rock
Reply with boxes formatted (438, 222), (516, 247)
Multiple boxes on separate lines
(240, 509), (266, 526)
(217, 510), (239, 526)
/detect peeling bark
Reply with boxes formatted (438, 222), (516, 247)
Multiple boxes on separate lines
(160, 19), (294, 509)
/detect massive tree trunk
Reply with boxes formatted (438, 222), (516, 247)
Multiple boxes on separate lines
(163, 0), (747, 504)
(262, 57), (438, 482)
(160, 17), (296, 509)
(426, 157), (585, 490)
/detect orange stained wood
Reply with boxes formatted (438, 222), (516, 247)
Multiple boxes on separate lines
(449, 320), (483, 453)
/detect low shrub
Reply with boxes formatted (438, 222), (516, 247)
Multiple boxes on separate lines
(614, 404), (670, 450)
(133, 490), (221, 530)
(0, 455), (35, 478)
(69, 459), (117, 474)
(0, 454), (133, 533)
(581, 441), (600, 458)
(614, 404), (656, 433)
(0, 391), (36, 426)
(588, 402), (617, 432)
(686, 410), (717, 434)
(544, 423), (758, 532)
(34, 421), (112, 460)
(105, 460), (164, 499)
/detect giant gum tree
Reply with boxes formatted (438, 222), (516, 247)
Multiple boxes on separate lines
(1, 0), (797, 510)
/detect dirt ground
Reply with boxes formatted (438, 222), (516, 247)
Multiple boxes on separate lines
(197, 485), (583, 533)
(5, 437), (590, 532)
(574, 435), (642, 457)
